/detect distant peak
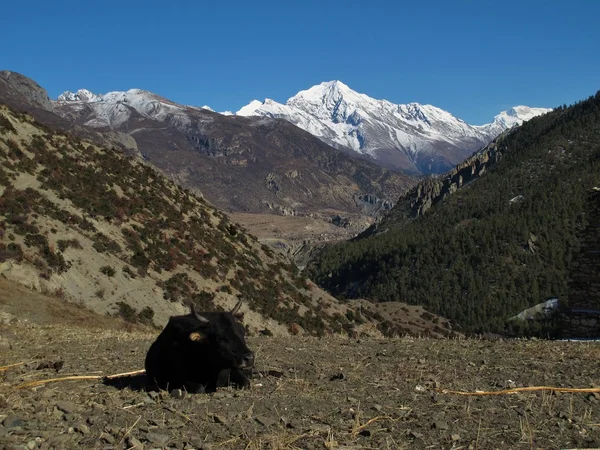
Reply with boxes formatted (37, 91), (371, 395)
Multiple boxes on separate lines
(296, 80), (353, 97)
(236, 99), (264, 116)
(57, 89), (102, 103)
(493, 105), (552, 127)
(321, 80), (350, 90)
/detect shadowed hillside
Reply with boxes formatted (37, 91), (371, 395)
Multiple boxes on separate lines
(307, 92), (600, 333)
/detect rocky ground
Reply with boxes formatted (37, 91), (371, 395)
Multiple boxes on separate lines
(1, 308), (600, 450)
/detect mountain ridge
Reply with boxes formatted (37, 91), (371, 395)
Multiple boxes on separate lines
(54, 81), (551, 176)
(233, 80), (551, 174)
(50, 80), (413, 218)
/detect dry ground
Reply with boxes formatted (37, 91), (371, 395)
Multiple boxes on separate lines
(229, 212), (367, 252)
(1, 293), (600, 450)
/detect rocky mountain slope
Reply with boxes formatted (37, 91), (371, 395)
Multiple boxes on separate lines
(236, 81), (551, 174)
(307, 91), (600, 334)
(0, 71), (138, 154)
(0, 103), (388, 336)
(51, 84), (413, 218)
(0, 101), (456, 338)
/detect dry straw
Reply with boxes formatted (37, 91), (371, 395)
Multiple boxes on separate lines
(12, 369), (146, 390)
(0, 362), (26, 372)
(437, 386), (600, 396)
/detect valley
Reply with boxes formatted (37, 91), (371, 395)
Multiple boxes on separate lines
(229, 211), (370, 268)
(1, 70), (598, 338)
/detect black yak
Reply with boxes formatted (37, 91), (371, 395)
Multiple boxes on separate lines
(145, 299), (254, 393)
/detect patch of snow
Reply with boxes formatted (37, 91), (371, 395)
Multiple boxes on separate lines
(57, 89), (103, 103)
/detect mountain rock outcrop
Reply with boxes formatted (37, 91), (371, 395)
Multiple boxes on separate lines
(379, 136), (506, 225)
(0, 71), (54, 112)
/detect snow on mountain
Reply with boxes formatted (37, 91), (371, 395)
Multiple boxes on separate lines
(57, 89), (102, 103)
(478, 105), (551, 137)
(236, 81), (552, 173)
(55, 88), (195, 128)
(54, 82), (551, 175)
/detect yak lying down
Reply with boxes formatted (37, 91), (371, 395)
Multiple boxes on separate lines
(145, 299), (255, 393)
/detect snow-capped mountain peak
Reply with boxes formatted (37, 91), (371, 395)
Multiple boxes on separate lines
(236, 99), (264, 116)
(53, 88), (195, 129)
(236, 81), (552, 173)
(57, 89), (102, 103)
(492, 105), (549, 128)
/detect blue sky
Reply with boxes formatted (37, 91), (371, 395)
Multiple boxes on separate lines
(2, 0), (599, 124)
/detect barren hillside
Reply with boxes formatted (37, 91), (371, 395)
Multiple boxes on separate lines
(0, 105), (374, 335)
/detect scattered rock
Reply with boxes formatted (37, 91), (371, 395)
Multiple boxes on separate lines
(101, 432), (115, 444)
(280, 416), (294, 428)
(75, 423), (90, 435)
(188, 437), (206, 448)
(208, 413), (228, 425)
(408, 430), (424, 439)
(309, 423), (331, 433)
(170, 389), (185, 399)
(587, 392), (600, 402)
(35, 360), (64, 372)
(40, 389), (55, 399)
(146, 431), (170, 446)
(126, 435), (144, 449)
(432, 420), (449, 430)
(255, 415), (276, 427)
(3, 414), (22, 429)
(55, 401), (78, 414)
(142, 394), (155, 404)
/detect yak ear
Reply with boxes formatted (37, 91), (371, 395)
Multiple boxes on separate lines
(189, 331), (205, 342)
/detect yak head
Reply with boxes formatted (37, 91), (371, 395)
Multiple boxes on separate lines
(187, 299), (255, 371)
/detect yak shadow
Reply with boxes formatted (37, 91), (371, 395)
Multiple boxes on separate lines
(102, 373), (153, 392)
(102, 369), (256, 393)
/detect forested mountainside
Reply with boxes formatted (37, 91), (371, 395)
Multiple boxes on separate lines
(0, 104), (378, 335)
(306, 92), (600, 333)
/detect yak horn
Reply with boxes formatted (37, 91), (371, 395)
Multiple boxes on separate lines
(190, 304), (210, 324)
(230, 298), (243, 315)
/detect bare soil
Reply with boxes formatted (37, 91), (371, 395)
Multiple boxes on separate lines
(1, 284), (600, 450)
(229, 212), (363, 257)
